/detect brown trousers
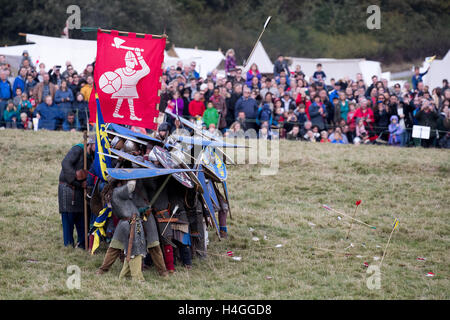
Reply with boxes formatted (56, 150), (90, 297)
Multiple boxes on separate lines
(98, 247), (122, 272)
(148, 246), (168, 276)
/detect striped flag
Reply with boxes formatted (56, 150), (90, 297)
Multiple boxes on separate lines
(392, 218), (399, 231)
(93, 92), (112, 182)
(91, 206), (112, 255)
(425, 55), (436, 64)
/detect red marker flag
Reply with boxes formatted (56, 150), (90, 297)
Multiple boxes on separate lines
(355, 200), (362, 206)
(89, 29), (166, 130)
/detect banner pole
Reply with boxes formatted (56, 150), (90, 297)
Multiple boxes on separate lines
(83, 131), (89, 251)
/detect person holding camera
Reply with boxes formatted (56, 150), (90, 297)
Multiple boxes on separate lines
(415, 99), (439, 148)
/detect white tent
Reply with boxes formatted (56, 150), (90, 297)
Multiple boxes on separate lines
(243, 41), (274, 74)
(288, 57), (383, 85)
(421, 50), (450, 90)
(166, 46), (225, 78)
(0, 34), (98, 74)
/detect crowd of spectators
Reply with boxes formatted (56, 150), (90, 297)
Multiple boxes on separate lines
(160, 51), (450, 148)
(0, 51), (90, 132)
(1, 50), (449, 149)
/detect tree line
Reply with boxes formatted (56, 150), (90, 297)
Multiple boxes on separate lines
(1, 0), (449, 65)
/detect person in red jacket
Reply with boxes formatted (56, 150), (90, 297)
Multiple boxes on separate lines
(354, 98), (375, 137)
(188, 92), (205, 117)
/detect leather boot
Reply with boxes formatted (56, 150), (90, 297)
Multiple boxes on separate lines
(148, 246), (168, 277)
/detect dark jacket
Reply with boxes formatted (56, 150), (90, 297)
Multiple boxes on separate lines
(309, 103), (326, 130)
(73, 100), (89, 128)
(415, 109), (439, 137)
(234, 96), (258, 120)
(273, 60), (290, 77)
(58, 144), (93, 213)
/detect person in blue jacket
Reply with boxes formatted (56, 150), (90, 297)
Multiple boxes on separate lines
(12, 67), (27, 97)
(0, 70), (12, 127)
(62, 111), (81, 132)
(412, 66), (430, 91)
(234, 87), (259, 130)
(55, 80), (74, 117)
(33, 95), (64, 130)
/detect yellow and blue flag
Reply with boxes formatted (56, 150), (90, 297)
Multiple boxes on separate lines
(90, 206), (112, 255)
(392, 218), (399, 231)
(93, 93), (112, 182)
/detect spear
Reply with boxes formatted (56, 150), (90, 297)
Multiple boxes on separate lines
(244, 16), (272, 68)
(322, 204), (376, 229)
(380, 218), (399, 268)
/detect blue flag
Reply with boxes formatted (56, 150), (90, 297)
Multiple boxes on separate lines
(93, 93), (112, 182)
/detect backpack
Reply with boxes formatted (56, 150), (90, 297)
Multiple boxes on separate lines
(259, 106), (272, 123)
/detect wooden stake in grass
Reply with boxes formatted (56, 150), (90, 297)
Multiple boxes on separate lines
(346, 200), (362, 239)
(380, 218), (399, 268)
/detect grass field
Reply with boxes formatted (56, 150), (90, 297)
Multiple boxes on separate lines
(0, 129), (449, 300)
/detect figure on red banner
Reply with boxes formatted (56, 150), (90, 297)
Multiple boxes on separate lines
(90, 31), (165, 130)
(99, 42), (150, 121)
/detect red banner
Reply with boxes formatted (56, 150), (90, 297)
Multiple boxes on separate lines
(89, 30), (166, 130)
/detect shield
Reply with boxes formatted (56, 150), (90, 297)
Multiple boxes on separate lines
(106, 129), (148, 146)
(109, 148), (156, 169)
(174, 135), (247, 149)
(152, 146), (194, 188)
(201, 147), (227, 182)
(107, 167), (197, 180)
(197, 164), (221, 239)
(221, 180), (232, 219)
(170, 148), (203, 193)
(107, 123), (172, 148)
(207, 180), (219, 208)
(212, 180), (232, 220)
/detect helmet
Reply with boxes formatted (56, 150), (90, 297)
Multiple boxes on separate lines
(123, 140), (139, 154)
(110, 136), (125, 149)
(158, 122), (170, 132)
(148, 149), (158, 162)
(125, 51), (137, 64)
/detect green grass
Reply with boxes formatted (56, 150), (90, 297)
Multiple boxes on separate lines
(0, 130), (449, 299)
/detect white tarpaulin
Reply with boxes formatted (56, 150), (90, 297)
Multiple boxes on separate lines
(166, 46), (225, 78)
(421, 50), (450, 90)
(0, 34), (97, 74)
(288, 57), (383, 85)
(243, 41), (274, 74)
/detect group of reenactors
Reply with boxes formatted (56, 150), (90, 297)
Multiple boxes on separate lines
(58, 121), (230, 281)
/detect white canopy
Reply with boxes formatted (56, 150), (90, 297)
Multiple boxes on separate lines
(288, 57), (383, 85)
(165, 46), (225, 78)
(421, 50), (450, 90)
(0, 34), (98, 74)
(243, 41), (274, 74)
(0, 34), (227, 79)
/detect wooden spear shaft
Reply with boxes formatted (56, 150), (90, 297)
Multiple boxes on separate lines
(323, 205), (376, 229)
(83, 131), (88, 251)
(380, 227), (396, 268)
(346, 205), (360, 239)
